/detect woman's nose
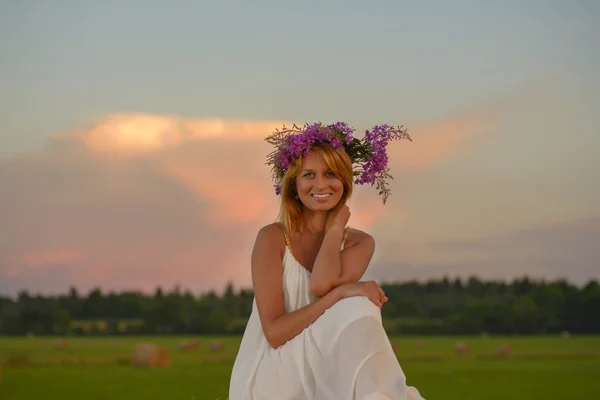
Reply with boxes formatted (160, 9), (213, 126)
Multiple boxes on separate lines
(314, 176), (327, 189)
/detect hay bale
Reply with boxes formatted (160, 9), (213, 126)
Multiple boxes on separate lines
(496, 343), (512, 356)
(210, 341), (226, 353)
(5, 354), (30, 367)
(131, 343), (170, 368)
(179, 340), (199, 352)
(455, 341), (471, 355)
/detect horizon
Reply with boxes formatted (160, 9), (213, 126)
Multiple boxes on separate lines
(2, 274), (597, 302)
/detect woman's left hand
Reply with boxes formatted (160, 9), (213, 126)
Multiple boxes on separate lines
(326, 204), (351, 232)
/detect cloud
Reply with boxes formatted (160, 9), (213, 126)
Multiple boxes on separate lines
(0, 93), (548, 296)
(365, 217), (600, 286)
(386, 77), (552, 172)
(0, 127), (266, 295)
(388, 115), (486, 169)
(51, 113), (291, 155)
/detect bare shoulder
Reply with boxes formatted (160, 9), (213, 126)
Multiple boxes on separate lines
(345, 227), (375, 249)
(256, 222), (286, 244)
(252, 222), (287, 262)
(340, 227), (376, 272)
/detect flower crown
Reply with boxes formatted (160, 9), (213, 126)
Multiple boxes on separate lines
(265, 122), (412, 204)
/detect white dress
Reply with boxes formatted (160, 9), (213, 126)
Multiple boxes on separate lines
(229, 224), (425, 400)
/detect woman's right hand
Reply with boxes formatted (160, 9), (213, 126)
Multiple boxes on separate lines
(336, 281), (388, 308)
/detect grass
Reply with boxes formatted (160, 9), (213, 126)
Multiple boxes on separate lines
(0, 335), (599, 399)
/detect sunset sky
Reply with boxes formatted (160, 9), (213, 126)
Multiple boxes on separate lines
(1, 1), (599, 297)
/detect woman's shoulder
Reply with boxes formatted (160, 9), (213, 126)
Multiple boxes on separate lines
(255, 222), (287, 246)
(345, 227), (375, 248)
(251, 223), (287, 269)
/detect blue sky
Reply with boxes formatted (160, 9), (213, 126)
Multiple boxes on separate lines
(2, 1), (598, 154)
(1, 1), (599, 295)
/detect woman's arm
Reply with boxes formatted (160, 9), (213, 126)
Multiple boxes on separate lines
(309, 224), (345, 296)
(310, 206), (376, 297)
(310, 229), (375, 297)
(252, 223), (344, 349)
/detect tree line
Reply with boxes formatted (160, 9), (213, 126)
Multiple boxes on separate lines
(1, 276), (599, 336)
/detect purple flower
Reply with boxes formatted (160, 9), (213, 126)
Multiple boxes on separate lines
(264, 121), (411, 204)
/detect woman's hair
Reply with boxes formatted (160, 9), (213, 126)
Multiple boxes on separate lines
(277, 142), (354, 235)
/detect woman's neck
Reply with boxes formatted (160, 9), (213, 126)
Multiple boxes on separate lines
(300, 209), (328, 235)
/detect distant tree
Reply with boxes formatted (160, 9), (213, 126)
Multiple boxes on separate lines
(1, 276), (598, 336)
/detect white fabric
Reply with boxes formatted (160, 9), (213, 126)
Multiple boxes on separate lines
(229, 243), (425, 400)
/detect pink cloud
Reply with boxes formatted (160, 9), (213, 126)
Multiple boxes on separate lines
(386, 78), (552, 172)
(22, 249), (84, 270)
(389, 115), (485, 169)
(53, 113), (291, 156)
(157, 141), (278, 226)
(0, 105), (523, 296)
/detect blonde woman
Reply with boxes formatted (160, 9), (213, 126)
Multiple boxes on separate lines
(229, 123), (424, 399)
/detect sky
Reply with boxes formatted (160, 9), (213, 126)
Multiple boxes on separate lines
(1, 1), (599, 297)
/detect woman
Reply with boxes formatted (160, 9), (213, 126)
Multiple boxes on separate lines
(229, 122), (424, 399)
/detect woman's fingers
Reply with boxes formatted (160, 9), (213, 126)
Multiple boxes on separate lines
(376, 284), (387, 304)
(371, 291), (383, 308)
(360, 281), (386, 308)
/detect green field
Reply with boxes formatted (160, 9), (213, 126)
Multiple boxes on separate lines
(1, 335), (599, 399)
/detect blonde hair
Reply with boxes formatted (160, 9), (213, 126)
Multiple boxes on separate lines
(277, 143), (353, 235)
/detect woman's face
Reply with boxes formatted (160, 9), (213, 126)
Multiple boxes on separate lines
(295, 150), (344, 212)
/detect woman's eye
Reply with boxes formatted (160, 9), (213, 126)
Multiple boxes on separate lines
(302, 172), (335, 178)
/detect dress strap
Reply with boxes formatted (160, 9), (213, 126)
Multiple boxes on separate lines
(277, 222), (295, 258)
(342, 226), (350, 249)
